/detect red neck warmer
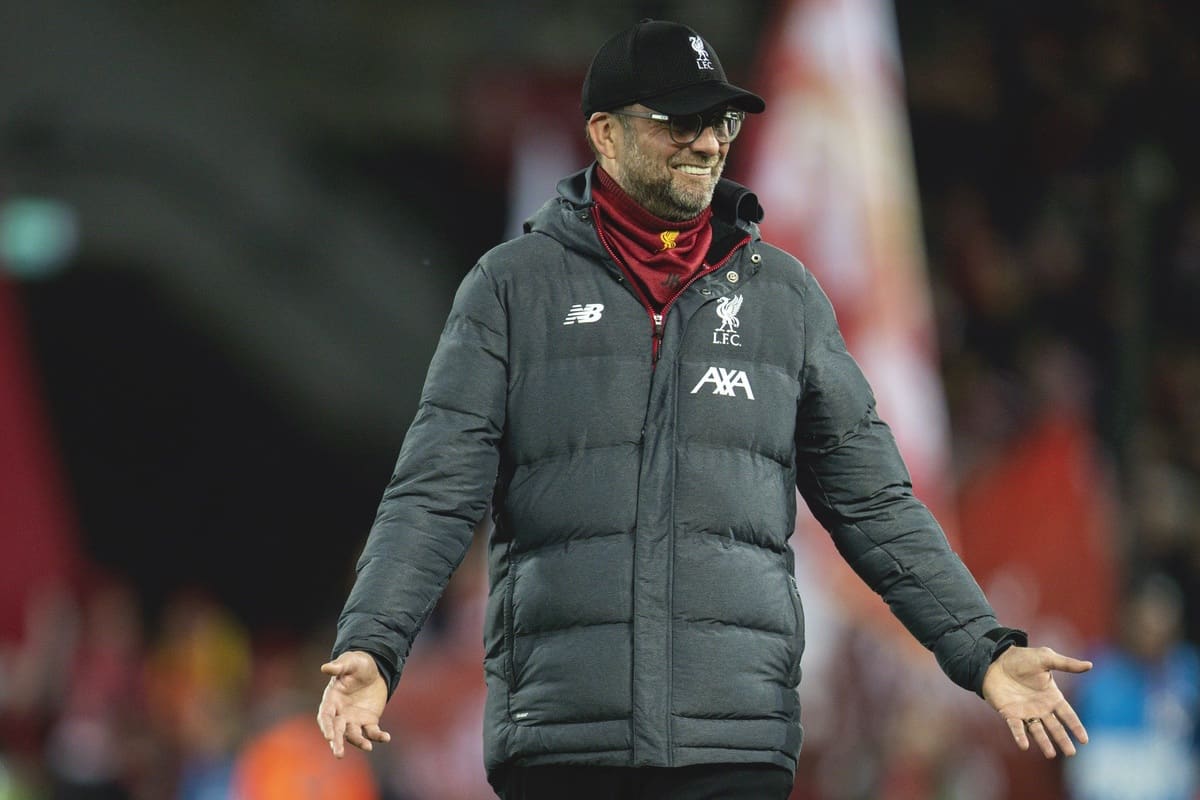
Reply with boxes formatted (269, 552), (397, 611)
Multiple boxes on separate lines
(592, 166), (713, 311)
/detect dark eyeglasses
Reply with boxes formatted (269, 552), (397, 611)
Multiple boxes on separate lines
(610, 108), (745, 145)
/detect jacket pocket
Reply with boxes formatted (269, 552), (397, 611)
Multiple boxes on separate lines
(503, 552), (539, 726)
(504, 556), (518, 695)
(786, 574), (805, 685)
(503, 548), (517, 690)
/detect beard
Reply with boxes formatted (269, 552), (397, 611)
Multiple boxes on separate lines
(617, 134), (725, 222)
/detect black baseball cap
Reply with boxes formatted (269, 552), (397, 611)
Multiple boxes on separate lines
(582, 19), (765, 118)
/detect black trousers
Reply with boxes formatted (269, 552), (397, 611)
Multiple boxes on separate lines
(495, 763), (795, 799)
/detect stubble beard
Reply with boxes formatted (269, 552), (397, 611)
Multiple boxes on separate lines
(619, 135), (724, 222)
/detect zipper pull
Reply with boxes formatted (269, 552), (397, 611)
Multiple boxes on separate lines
(652, 313), (664, 365)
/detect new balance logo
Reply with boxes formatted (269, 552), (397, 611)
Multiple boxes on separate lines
(563, 303), (604, 325)
(690, 366), (755, 399)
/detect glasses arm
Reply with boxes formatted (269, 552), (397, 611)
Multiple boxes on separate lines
(610, 109), (671, 123)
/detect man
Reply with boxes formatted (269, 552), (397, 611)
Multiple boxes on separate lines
(318, 19), (1092, 799)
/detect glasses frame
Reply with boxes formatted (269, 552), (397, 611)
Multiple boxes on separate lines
(609, 108), (745, 145)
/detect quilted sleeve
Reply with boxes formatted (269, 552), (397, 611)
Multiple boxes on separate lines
(332, 262), (507, 693)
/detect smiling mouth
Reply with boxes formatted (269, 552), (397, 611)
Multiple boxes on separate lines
(675, 165), (713, 176)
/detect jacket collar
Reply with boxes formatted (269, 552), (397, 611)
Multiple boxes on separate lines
(527, 164), (763, 240)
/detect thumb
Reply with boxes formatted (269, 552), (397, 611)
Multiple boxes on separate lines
(321, 659), (349, 677)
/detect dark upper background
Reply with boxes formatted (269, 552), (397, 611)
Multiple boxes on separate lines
(0, 1), (773, 634)
(2, 0), (1198, 639)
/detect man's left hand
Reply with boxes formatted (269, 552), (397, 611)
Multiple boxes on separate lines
(982, 645), (1092, 758)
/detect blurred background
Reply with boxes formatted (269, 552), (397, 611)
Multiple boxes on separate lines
(1, 1), (1198, 798)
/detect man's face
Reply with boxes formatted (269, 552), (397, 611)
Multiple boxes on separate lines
(610, 104), (729, 222)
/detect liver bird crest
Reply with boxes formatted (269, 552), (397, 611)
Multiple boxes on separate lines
(715, 294), (743, 333)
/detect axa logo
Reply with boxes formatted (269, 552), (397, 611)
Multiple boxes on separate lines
(689, 36), (714, 70)
(713, 294), (743, 347)
(563, 303), (604, 325)
(691, 366), (755, 400)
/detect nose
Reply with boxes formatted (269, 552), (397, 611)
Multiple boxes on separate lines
(688, 124), (721, 157)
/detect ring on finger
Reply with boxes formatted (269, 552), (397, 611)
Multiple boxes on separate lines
(1025, 718), (1043, 727)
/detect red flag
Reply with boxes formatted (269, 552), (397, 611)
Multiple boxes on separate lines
(0, 272), (79, 639)
(739, 0), (954, 650)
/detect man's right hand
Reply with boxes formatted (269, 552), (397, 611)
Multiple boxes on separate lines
(317, 650), (391, 758)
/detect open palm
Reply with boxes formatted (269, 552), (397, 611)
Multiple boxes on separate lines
(982, 645), (1092, 758)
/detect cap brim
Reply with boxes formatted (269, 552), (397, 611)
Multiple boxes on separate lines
(642, 81), (766, 115)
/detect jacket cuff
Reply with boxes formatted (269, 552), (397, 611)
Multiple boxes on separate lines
(973, 626), (1029, 697)
(369, 653), (400, 698)
(331, 645), (402, 698)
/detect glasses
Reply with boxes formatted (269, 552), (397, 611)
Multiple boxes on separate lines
(610, 108), (745, 145)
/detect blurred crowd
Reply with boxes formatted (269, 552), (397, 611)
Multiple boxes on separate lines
(899, 2), (1200, 798)
(0, 544), (497, 800)
(3, 2), (1200, 799)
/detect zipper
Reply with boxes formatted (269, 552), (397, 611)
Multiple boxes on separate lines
(657, 233), (751, 338)
(594, 213), (751, 365)
(648, 234), (751, 362)
(593, 217), (661, 361)
(592, 211), (752, 761)
(647, 234), (748, 762)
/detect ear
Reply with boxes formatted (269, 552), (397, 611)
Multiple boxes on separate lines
(587, 112), (621, 161)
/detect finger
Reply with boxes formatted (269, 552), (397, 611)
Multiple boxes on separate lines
(317, 704), (336, 741)
(344, 722), (372, 752)
(1042, 714), (1076, 757)
(321, 660), (347, 677)
(1007, 717), (1030, 751)
(1026, 719), (1056, 759)
(330, 715), (348, 758)
(364, 723), (392, 743)
(1055, 701), (1089, 745)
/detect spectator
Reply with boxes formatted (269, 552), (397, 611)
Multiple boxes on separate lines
(1064, 573), (1200, 800)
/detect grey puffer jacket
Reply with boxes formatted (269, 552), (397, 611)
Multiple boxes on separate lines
(333, 166), (1017, 781)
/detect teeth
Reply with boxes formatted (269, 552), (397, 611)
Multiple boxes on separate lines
(677, 165), (711, 175)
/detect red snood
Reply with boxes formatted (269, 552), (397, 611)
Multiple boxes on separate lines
(591, 167), (712, 311)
